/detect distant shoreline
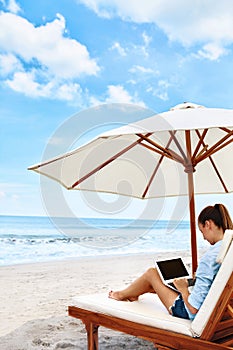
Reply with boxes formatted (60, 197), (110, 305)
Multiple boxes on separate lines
(0, 248), (195, 268)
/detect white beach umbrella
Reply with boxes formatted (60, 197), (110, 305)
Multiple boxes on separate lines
(28, 102), (233, 274)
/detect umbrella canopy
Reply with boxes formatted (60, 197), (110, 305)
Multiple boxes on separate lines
(28, 102), (233, 274)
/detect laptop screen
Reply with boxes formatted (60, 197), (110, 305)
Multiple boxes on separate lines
(156, 257), (189, 281)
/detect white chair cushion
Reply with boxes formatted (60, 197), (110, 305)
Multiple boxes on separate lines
(216, 230), (233, 263)
(191, 240), (233, 337)
(72, 292), (193, 337)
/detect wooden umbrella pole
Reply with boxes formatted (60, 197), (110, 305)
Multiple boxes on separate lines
(185, 130), (198, 275)
(188, 171), (198, 275)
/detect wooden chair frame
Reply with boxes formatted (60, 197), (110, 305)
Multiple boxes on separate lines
(68, 272), (233, 350)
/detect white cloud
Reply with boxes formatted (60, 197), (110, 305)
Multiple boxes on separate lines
(78, 0), (233, 59)
(0, 53), (22, 75)
(106, 85), (133, 103)
(105, 84), (145, 106)
(6, 70), (86, 102)
(147, 79), (171, 101)
(110, 42), (127, 56)
(128, 64), (159, 88)
(0, 12), (100, 101)
(142, 31), (152, 47)
(56, 83), (83, 101)
(196, 43), (228, 61)
(5, 70), (58, 98)
(129, 65), (154, 74)
(0, 12), (100, 79)
(0, 0), (21, 14)
(89, 84), (146, 106)
(7, 0), (21, 14)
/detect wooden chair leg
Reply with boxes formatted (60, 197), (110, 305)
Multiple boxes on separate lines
(85, 321), (99, 350)
(155, 344), (173, 350)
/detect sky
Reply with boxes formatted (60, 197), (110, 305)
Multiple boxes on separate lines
(1, 0), (233, 220)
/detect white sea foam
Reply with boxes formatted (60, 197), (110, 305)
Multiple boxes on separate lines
(0, 216), (208, 266)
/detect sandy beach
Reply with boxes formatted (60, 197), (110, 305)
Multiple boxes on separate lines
(0, 251), (192, 349)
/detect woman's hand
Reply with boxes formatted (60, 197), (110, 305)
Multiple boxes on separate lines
(173, 278), (188, 292)
(173, 278), (198, 315)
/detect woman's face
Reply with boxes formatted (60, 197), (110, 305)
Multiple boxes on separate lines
(198, 220), (215, 245)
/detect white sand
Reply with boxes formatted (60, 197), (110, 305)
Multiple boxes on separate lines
(0, 251), (192, 349)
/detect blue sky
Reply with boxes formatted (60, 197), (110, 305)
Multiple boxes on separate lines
(1, 0), (233, 218)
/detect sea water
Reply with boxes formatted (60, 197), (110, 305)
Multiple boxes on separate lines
(0, 215), (208, 266)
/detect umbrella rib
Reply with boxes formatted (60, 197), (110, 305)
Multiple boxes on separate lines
(220, 127), (231, 132)
(141, 135), (175, 198)
(28, 148), (79, 170)
(137, 133), (184, 164)
(192, 129), (208, 161)
(195, 129), (233, 164)
(139, 143), (184, 164)
(136, 134), (171, 155)
(208, 157), (228, 192)
(168, 130), (188, 163)
(70, 133), (152, 189)
(195, 130), (229, 192)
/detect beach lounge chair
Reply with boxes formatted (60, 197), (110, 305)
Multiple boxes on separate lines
(68, 231), (233, 350)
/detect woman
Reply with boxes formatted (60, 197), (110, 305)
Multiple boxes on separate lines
(109, 204), (233, 320)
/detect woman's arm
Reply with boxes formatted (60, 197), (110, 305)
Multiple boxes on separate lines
(173, 278), (198, 315)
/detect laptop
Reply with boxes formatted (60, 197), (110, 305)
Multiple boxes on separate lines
(155, 257), (195, 290)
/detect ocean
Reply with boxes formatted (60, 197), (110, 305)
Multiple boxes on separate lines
(0, 215), (208, 266)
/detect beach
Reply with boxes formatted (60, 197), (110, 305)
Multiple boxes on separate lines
(0, 251), (192, 349)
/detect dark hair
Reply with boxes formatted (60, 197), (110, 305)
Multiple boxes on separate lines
(198, 204), (233, 232)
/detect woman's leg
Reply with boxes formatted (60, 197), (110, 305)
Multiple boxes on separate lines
(109, 267), (179, 311)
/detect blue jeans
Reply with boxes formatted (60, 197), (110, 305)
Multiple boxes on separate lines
(170, 294), (189, 319)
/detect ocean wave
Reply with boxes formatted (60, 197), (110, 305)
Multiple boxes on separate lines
(0, 216), (208, 266)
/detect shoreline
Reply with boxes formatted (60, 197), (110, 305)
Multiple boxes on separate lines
(0, 248), (193, 268)
(0, 251), (192, 349)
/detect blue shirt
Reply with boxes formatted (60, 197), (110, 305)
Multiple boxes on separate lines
(186, 240), (222, 320)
